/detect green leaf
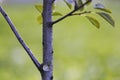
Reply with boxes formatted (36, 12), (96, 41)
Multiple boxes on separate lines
(52, 3), (55, 11)
(97, 12), (115, 27)
(75, 0), (84, 11)
(95, 8), (111, 13)
(94, 3), (111, 13)
(85, 0), (92, 6)
(35, 4), (43, 13)
(86, 16), (100, 29)
(76, 0), (83, 7)
(63, 0), (72, 9)
(37, 15), (42, 24)
(52, 12), (63, 16)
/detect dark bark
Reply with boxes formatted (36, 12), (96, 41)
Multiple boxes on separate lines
(41, 0), (53, 80)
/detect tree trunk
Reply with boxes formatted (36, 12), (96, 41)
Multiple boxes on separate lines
(41, 0), (53, 80)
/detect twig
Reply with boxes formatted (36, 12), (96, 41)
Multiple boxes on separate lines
(71, 11), (91, 16)
(0, 6), (41, 70)
(52, 0), (92, 25)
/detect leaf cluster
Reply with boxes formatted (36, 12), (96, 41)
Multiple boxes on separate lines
(35, 0), (115, 28)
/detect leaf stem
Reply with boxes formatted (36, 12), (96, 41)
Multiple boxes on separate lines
(52, 0), (92, 25)
(71, 11), (91, 16)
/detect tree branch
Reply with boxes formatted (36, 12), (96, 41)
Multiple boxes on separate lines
(52, 0), (92, 25)
(0, 6), (41, 70)
(71, 11), (91, 16)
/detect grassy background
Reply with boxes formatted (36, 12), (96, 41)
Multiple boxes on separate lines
(0, 1), (120, 80)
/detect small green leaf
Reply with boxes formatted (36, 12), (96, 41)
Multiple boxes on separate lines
(37, 15), (42, 24)
(76, 0), (83, 7)
(75, 0), (84, 11)
(86, 16), (100, 28)
(35, 4), (43, 13)
(63, 0), (72, 9)
(52, 3), (55, 11)
(94, 3), (111, 13)
(97, 12), (115, 27)
(85, 0), (92, 6)
(95, 8), (111, 13)
(52, 12), (63, 16)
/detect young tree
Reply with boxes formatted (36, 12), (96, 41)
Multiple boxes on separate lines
(0, 0), (114, 80)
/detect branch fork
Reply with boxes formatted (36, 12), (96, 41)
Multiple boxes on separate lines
(52, 0), (92, 25)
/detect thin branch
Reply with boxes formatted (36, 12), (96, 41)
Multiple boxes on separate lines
(71, 11), (91, 16)
(0, 6), (41, 70)
(52, 0), (92, 25)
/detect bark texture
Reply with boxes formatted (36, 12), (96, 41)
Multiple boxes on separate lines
(41, 0), (53, 80)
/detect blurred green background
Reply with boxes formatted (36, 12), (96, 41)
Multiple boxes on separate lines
(0, 0), (120, 80)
